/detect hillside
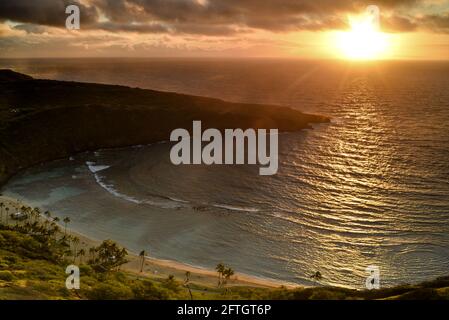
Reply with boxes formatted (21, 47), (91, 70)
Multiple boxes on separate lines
(0, 69), (329, 186)
(1, 220), (448, 300)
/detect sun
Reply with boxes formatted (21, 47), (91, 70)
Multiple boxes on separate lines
(335, 15), (390, 60)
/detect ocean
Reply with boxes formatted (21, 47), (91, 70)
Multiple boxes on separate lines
(1, 58), (449, 288)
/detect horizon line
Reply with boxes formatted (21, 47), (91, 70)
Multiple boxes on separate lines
(1, 56), (449, 62)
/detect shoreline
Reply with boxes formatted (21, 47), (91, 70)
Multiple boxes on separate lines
(0, 70), (329, 291)
(0, 70), (329, 189)
(0, 194), (298, 289)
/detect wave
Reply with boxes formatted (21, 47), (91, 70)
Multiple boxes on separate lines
(86, 161), (186, 209)
(95, 175), (140, 204)
(90, 172), (141, 204)
(86, 161), (110, 173)
(86, 161), (260, 213)
(212, 203), (260, 213)
(167, 196), (190, 204)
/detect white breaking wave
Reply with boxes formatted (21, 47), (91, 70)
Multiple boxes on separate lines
(91, 173), (141, 204)
(86, 161), (110, 173)
(212, 203), (260, 213)
(86, 161), (185, 209)
(167, 196), (190, 204)
(86, 161), (259, 212)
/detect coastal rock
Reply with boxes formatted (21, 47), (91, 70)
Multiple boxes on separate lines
(0, 70), (329, 187)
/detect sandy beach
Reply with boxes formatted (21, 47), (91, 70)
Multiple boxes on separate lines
(0, 194), (296, 289)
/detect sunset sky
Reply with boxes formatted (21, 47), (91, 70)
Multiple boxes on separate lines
(1, 0), (449, 59)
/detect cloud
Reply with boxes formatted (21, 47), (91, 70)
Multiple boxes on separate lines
(0, 0), (447, 36)
(87, 0), (430, 34)
(96, 21), (170, 33)
(13, 24), (49, 34)
(380, 11), (449, 34)
(420, 12), (449, 33)
(381, 15), (418, 32)
(0, 0), (98, 27)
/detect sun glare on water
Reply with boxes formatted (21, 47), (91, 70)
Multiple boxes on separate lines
(336, 15), (390, 60)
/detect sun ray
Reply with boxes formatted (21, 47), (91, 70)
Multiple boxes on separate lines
(335, 14), (390, 60)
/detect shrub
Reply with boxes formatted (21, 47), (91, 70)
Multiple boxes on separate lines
(79, 264), (93, 276)
(162, 274), (181, 293)
(397, 288), (442, 300)
(131, 280), (170, 300)
(0, 270), (15, 281)
(309, 288), (347, 300)
(86, 280), (134, 300)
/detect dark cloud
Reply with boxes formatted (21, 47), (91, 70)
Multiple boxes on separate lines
(0, 0), (447, 35)
(93, 0), (420, 25)
(91, 0), (414, 33)
(0, 0), (98, 26)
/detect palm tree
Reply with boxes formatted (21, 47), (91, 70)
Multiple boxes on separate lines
(44, 210), (52, 224)
(51, 217), (60, 235)
(139, 250), (146, 273)
(72, 237), (80, 262)
(0, 202), (4, 222)
(78, 248), (86, 264)
(17, 206), (29, 226)
(88, 247), (96, 262)
(44, 211), (51, 230)
(215, 263), (225, 287)
(5, 207), (9, 224)
(184, 271), (193, 300)
(50, 219), (59, 237)
(63, 217), (70, 236)
(33, 208), (41, 223)
(33, 207), (40, 223)
(223, 267), (235, 286)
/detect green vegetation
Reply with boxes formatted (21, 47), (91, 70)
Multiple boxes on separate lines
(1, 204), (449, 300)
(0, 206), (190, 300)
(215, 263), (235, 288)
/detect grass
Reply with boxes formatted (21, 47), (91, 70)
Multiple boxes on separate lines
(0, 223), (191, 300)
(1, 218), (449, 300)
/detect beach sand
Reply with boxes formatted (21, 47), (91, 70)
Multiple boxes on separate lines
(0, 194), (297, 289)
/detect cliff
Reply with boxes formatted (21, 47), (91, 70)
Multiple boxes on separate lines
(0, 70), (329, 186)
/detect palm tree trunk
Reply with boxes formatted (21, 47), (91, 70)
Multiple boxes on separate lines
(140, 256), (145, 272)
(187, 285), (193, 300)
